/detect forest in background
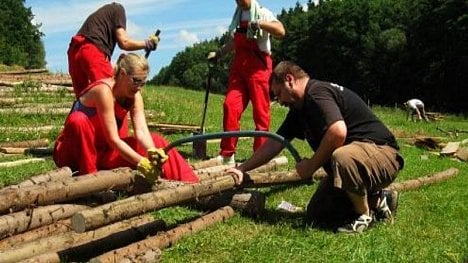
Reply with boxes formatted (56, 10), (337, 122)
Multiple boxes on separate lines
(152, 0), (467, 114)
(1, 0), (466, 113)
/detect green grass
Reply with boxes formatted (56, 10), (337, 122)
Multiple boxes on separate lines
(0, 84), (467, 262)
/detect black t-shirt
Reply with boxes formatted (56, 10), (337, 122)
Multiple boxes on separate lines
(277, 79), (399, 151)
(77, 3), (126, 57)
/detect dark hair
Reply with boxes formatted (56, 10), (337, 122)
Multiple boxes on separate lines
(270, 61), (309, 85)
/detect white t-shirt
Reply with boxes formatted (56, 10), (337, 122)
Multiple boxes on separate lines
(406, 99), (424, 109)
(240, 7), (278, 54)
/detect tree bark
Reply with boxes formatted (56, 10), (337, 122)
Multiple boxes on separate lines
(71, 175), (236, 233)
(0, 168), (135, 214)
(195, 190), (265, 217)
(0, 219), (71, 249)
(0, 139), (49, 148)
(0, 167), (72, 193)
(89, 206), (235, 263)
(0, 204), (89, 240)
(385, 168), (459, 192)
(0, 214), (166, 263)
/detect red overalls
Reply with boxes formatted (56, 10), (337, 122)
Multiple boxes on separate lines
(220, 21), (273, 157)
(67, 35), (114, 99)
(53, 82), (198, 183)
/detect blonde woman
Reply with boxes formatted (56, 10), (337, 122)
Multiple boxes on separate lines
(54, 53), (198, 183)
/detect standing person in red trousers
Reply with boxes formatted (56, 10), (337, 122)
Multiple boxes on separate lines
(67, 2), (159, 98)
(207, 0), (285, 164)
(54, 53), (199, 184)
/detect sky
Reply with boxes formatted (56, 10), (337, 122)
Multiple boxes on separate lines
(24, 0), (311, 77)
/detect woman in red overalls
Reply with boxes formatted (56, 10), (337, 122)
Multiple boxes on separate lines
(207, 0), (285, 164)
(54, 53), (198, 183)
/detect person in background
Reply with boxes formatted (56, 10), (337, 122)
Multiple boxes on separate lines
(54, 53), (199, 184)
(207, 0), (285, 164)
(68, 2), (159, 98)
(227, 61), (404, 233)
(404, 98), (429, 122)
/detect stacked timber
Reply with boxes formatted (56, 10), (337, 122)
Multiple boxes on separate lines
(0, 156), (460, 262)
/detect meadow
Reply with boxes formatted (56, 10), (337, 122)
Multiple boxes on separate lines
(0, 84), (466, 263)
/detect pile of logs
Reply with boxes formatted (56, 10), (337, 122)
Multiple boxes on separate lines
(0, 151), (459, 262)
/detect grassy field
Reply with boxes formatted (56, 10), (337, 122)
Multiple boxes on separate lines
(0, 84), (467, 263)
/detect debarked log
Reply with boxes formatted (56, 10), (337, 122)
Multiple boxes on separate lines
(0, 167), (72, 193)
(0, 204), (89, 240)
(71, 175), (237, 233)
(0, 214), (166, 263)
(196, 156), (289, 181)
(0, 158), (45, 168)
(385, 167), (459, 192)
(89, 206), (235, 263)
(0, 168), (136, 214)
(0, 138), (49, 148)
(0, 218), (71, 249)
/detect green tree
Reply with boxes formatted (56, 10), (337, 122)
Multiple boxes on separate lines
(0, 0), (46, 69)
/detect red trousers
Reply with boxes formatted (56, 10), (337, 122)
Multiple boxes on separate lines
(54, 110), (198, 183)
(220, 32), (272, 157)
(67, 35), (114, 98)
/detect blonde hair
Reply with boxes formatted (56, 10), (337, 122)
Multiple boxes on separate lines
(270, 61), (309, 85)
(114, 53), (149, 76)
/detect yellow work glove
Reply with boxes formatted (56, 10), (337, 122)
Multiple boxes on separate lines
(137, 157), (160, 185)
(147, 147), (169, 167)
(145, 34), (160, 52)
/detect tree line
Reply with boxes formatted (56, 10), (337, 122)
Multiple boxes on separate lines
(151, 0), (467, 114)
(0, 0), (46, 69)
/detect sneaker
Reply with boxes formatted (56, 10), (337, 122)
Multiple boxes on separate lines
(213, 154), (235, 165)
(337, 214), (373, 233)
(374, 190), (399, 223)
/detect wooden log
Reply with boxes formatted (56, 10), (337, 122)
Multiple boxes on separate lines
(0, 138), (49, 149)
(0, 204), (89, 240)
(18, 253), (60, 263)
(0, 107), (70, 115)
(199, 168), (327, 186)
(0, 167), (72, 193)
(195, 190), (265, 217)
(0, 125), (55, 133)
(0, 147), (53, 155)
(0, 98), (20, 106)
(118, 248), (162, 263)
(0, 147), (27, 154)
(0, 214), (166, 263)
(24, 147), (54, 156)
(0, 158), (45, 168)
(385, 168), (459, 192)
(196, 156), (289, 180)
(147, 122), (200, 134)
(191, 158), (223, 170)
(89, 206), (235, 263)
(0, 168), (136, 214)
(0, 68), (48, 74)
(0, 219), (71, 249)
(71, 175), (236, 233)
(440, 142), (460, 156)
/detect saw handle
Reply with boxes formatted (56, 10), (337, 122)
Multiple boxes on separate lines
(145, 29), (161, 58)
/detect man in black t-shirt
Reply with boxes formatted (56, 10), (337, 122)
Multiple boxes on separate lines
(228, 61), (404, 233)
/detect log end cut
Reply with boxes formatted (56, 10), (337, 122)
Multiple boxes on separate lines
(71, 213), (87, 233)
